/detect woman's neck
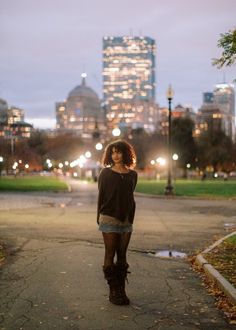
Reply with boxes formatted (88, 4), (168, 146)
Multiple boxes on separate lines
(112, 164), (128, 172)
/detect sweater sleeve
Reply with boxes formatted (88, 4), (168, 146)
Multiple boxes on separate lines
(97, 168), (106, 224)
(134, 171), (138, 190)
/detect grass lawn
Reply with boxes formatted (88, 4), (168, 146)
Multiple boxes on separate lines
(204, 234), (236, 288)
(136, 179), (236, 198)
(0, 175), (68, 192)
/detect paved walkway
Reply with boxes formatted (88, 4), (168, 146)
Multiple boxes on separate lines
(0, 192), (72, 210)
(0, 187), (235, 329)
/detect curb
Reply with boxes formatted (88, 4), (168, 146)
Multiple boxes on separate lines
(195, 231), (236, 305)
(134, 191), (236, 201)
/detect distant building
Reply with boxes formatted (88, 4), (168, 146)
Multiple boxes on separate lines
(0, 98), (33, 139)
(7, 106), (24, 124)
(0, 98), (8, 124)
(158, 104), (196, 136)
(172, 104), (196, 122)
(196, 83), (235, 140)
(213, 83), (235, 139)
(203, 92), (214, 104)
(157, 107), (169, 135)
(56, 74), (105, 138)
(102, 36), (158, 133)
(196, 104), (227, 137)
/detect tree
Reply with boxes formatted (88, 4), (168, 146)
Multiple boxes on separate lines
(197, 128), (234, 173)
(212, 28), (236, 68)
(28, 130), (47, 158)
(128, 128), (149, 169)
(171, 117), (197, 177)
(124, 129), (166, 170)
(44, 134), (84, 161)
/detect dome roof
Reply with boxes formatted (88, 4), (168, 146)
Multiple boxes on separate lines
(67, 76), (99, 100)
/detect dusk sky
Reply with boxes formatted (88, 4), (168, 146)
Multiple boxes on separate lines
(1, 0), (236, 129)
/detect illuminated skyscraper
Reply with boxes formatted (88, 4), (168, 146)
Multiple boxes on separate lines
(102, 36), (158, 132)
(213, 83), (235, 139)
(196, 83), (235, 140)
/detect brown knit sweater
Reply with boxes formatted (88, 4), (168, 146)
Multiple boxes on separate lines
(97, 167), (138, 224)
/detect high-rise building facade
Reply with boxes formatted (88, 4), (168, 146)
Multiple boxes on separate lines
(0, 98), (33, 139)
(102, 36), (158, 132)
(196, 84), (235, 140)
(213, 83), (235, 139)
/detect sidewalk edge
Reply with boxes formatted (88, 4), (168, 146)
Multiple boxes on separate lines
(195, 231), (236, 306)
(134, 191), (236, 201)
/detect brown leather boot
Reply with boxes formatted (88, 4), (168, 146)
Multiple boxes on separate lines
(115, 263), (130, 305)
(103, 265), (127, 305)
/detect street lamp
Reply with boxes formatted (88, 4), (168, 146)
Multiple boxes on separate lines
(112, 127), (121, 137)
(95, 143), (103, 151)
(0, 156), (3, 177)
(165, 85), (174, 195)
(172, 153), (178, 181)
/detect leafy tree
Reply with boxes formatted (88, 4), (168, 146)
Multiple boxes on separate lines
(197, 128), (234, 173)
(171, 117), (197, 177)
(45, 134), (84, 162)
(124, 129), (166, 170)
(28, 130), (47, 158)
(128, 128), (149, 169)
(212, 28), (236, 68)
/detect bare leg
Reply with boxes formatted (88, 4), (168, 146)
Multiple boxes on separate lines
(102, 232), (120, 267)
(116, 232), (132, 265)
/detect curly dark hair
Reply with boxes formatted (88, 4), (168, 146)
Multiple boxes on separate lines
(102, 140), (136, 168)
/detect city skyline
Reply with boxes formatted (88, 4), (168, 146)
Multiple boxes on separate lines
(1, 0), (236, 129)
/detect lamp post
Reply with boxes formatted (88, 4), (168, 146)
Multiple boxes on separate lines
(112, 127), (121, 138)
(165, 85), (174, 195)
(172, 153), (179, 181)
(0, 156), (3, 177)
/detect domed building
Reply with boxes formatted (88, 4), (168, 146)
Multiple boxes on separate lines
(56, 74), (105, 138)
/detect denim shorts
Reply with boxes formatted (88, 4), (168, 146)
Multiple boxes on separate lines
(98, 222), (133, 233)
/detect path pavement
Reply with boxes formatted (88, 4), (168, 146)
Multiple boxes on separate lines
(0, 181), (236, 329)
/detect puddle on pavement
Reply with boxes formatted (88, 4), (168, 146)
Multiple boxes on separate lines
(148, 250), (187, 259)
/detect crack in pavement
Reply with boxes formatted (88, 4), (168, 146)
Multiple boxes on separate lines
(0, 247), (47, 328)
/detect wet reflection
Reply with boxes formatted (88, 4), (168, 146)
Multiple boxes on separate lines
(148, 250), (187, 258)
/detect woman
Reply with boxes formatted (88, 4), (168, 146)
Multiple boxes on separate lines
(97, 140), (138, 305)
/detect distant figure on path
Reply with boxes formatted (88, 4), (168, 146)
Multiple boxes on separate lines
(201, 171), (207, 181)
(97, 140), (137, 305)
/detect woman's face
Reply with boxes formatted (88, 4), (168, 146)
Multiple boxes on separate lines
(111, 147), (123, 165)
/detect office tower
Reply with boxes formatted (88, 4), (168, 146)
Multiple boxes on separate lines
(7, 107), (24, 124)
(197, 84), (235, 140)
(0, 98), (33, 139)
(203, 92), (214, 104)
(0, 98), (8, 124)
(102, 36), (158, 132)
(213, 83), (235, 139)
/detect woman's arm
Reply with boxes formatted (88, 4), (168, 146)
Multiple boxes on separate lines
(97, 168), (106, 224)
